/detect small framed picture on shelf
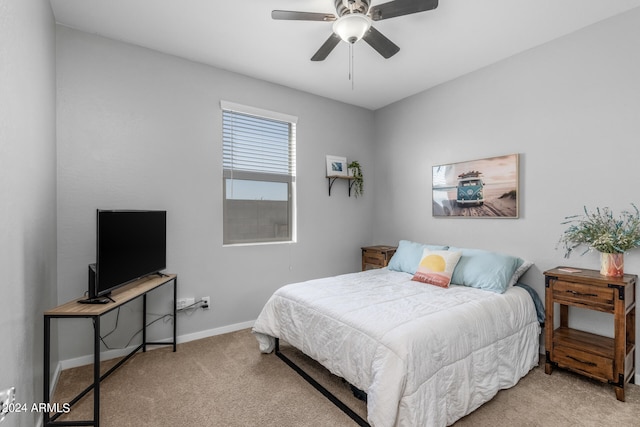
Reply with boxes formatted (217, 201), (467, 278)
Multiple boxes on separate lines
(326, 155), (348, 177)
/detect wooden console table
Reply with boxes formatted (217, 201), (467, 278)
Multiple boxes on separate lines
(43, 273), (177, 426)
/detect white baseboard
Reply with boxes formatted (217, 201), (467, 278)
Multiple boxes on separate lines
(50, 319), (256, 395)
(58, 319), (255, 370)
(59, 346), (138, 371)
(176, 320), (255, 344)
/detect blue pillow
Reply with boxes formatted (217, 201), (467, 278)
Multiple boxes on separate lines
(448, 247), (522, 294)
(388, 240), (448, 274)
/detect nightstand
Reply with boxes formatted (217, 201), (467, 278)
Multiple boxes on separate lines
(544, 267), (636, 401)
(361, 245), (397, 271)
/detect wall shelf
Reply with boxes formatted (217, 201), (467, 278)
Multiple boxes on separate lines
(327, 175), (355, 197)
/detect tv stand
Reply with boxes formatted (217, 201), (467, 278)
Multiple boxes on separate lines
(43, 273), (177, 427)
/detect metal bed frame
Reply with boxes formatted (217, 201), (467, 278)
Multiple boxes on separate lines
(274, 338), (370, 427)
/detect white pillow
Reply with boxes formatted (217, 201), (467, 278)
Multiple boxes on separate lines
(508, 259), (534, 287)
(412, 249), (462, 288)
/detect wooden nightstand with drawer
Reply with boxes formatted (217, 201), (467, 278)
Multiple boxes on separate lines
(361, 245), (397, 271)
(544, 267), (636, 401)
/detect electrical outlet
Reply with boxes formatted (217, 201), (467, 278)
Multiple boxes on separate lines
(202, 296), (210, 310)
(0, 386), (16, 423)
(177, 297), (195, 310)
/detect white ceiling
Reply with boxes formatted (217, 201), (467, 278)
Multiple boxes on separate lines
(50, 0), (640, 110)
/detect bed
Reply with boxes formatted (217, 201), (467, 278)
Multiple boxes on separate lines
(253, 242), (541, 427)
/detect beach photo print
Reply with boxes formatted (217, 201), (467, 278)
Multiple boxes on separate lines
(432, 153), (519, 218)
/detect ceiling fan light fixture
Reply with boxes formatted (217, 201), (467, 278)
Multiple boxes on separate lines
(332, 13), (371, 44)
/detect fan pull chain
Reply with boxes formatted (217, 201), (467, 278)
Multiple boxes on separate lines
(349, 42), (355, 90)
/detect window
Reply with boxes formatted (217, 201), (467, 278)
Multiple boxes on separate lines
(221, 101), (297, 245)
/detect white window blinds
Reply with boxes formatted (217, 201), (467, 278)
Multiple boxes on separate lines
(222, 113), (296, 178)
(221, 101), (297, 245)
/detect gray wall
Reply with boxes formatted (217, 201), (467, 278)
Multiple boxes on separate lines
(372, 8), (640, 370)
(0, 0), (58, 426)
(55, 26), (375, 361)
(2, 1), (637, 420)
(55, 6), (640, 380)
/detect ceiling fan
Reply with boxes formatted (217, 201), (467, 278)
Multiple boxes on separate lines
(272, 0), (439, 61)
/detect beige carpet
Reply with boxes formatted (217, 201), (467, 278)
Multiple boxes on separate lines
(51, 329), (639, 426)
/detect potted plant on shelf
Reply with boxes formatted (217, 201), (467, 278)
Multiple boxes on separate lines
(348, 160), (363, 198)
(558, 203), (640, 277)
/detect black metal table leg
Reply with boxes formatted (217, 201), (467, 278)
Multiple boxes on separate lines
(44, 316), (51, 425)
(142, 294), (147, 352)
(173, 278), (177, 352)
(94, 316), (100, 427)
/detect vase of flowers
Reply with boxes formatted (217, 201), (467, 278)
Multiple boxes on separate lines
(600, 252), (625, 277)
(558, 204), (640, 277)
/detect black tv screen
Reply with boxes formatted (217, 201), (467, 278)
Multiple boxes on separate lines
(94, 210), (166, 298)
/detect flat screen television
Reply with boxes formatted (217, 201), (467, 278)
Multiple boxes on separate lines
(84, 209), (167, 303)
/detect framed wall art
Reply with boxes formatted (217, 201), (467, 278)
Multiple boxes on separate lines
(432, 153), (519, 218)
(326, 155), (348, 177)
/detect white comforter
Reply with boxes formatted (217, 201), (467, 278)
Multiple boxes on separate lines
(253, 268), (540, 427)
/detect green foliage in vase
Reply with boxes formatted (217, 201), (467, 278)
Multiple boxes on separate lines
(348, 160), (363, 198)
(558, 204), (640, 258)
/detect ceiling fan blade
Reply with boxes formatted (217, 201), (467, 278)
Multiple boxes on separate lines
(362, 26), (400, 59)
(311, 33), (342, 61)
(272, 10), (336, 21)
(369, 0), (438, 21)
